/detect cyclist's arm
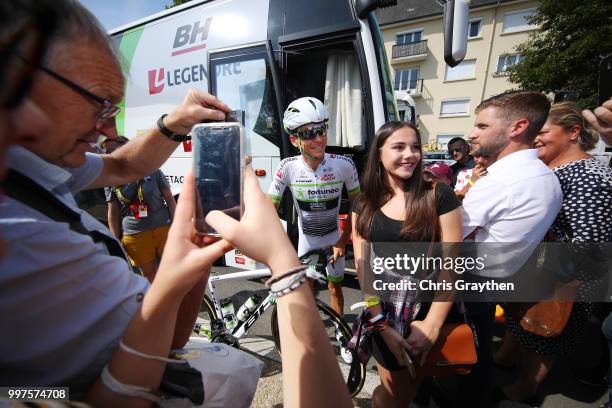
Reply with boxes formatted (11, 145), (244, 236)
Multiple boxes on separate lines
(335, 193), (358, 248)
(267, 162), (288, 211)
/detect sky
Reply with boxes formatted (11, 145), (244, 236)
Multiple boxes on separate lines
(80, 0), (172, 31)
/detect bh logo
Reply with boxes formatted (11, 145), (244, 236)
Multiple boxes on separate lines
(148, 18), (212, 95)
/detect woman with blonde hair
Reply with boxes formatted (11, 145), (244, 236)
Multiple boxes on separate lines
(494, 102), (612, 402)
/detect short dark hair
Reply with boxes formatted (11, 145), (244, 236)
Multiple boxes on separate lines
(476, 91), (550, 141)
(447, 137), (469, 152)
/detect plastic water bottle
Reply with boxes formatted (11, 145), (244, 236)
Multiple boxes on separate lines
(220, 297), (235, 317)
(224, 313), (237, 331)
(236, 294), (262, 321)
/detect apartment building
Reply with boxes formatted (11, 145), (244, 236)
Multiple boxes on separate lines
(376, 0), (540, 149)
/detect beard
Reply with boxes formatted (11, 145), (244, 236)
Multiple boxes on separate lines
(472, 132), (508, 158)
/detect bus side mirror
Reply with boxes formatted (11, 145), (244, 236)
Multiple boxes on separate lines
(443, 0), (470, 67)
(355, 0), (397, 20)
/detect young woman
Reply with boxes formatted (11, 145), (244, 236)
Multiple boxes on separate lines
(352, 122), (462, 407)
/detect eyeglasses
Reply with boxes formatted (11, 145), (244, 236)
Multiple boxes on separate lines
(37, 65), (121, 122)
(0, 3), (57, 109)
(295, 123), (328, 140)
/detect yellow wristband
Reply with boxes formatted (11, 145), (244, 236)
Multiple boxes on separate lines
(467, 179), (475, 186)
(365, 295), (380, 308)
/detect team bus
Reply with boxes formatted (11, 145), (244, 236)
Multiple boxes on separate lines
(110, 0), (407, 193)
(110, 0), (468, 267)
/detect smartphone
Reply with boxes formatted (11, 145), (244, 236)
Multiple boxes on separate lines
(192, 122), (244, 235)
(599, 54), (612, 105)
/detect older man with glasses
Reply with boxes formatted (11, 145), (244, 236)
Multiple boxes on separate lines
(0, 0), (233, 400)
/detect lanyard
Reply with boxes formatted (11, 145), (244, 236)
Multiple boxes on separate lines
(115, 179), (144, 204)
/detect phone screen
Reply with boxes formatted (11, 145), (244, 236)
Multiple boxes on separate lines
(192, 123), (243, 235)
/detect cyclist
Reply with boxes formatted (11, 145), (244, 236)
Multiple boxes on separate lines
(268, 97), (360, 317)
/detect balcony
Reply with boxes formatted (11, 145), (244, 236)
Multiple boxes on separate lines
(391, 40), (428, 63)
(394, 79), (424, 99)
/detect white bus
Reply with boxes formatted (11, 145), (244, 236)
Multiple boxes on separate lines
(110, 0), (405, 197)
(110, 0), (468, 267)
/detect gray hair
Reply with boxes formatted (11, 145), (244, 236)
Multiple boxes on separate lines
(45, 0), (118, 64)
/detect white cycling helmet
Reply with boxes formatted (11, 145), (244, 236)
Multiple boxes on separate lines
(283, 97), (329, 133)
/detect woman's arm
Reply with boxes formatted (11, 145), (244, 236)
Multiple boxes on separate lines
(161, 186), (177, 220)
(206, 168), (353, 408)
(407, 207), (462, 363)
(86, 171), (231, 407)
(107, 199), (122, 240)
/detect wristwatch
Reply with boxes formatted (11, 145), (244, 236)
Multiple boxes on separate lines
(157, 114), (190, 142)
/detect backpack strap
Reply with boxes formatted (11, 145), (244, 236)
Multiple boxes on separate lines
(3, 169), (129, 263)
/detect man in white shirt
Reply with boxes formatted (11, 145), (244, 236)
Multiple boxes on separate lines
(457, 91), (563, 407)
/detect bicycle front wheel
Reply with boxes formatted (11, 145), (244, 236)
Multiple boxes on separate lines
(270, 299), (366, 397)
(193, 294), (218, 339)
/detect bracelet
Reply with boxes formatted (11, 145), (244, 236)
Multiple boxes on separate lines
(265, 265), (308, 287)
(119, 340), (186, 364)
(272, 275), (308, 298)
(368, 313), (386, 324)
(157, 114), (190, 142)
(371, 320), (390, 332)
(101, 365), (161, 403)
(270, 267), (326, 297)
(467, 179), (475, 186)
(365, 295), (380, 308)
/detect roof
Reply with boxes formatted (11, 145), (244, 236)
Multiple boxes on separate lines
(375, 0), (516, 26)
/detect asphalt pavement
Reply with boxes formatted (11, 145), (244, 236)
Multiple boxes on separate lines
(206, 262), (609, 408)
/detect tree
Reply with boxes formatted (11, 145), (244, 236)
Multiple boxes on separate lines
(509, 0), (612, 108)
(165, 0), (193, 9)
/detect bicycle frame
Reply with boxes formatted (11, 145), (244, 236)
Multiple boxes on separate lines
(206, 267), (273, 340)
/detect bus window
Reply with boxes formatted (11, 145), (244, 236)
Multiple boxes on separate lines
(209, 46), (282, 157)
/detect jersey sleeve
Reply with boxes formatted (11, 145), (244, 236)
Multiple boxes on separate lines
(341, 157), (360, 198)
(267, 159), (290, 204)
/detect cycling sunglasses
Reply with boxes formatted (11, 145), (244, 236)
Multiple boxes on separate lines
(295, 123), (328, 140)
(0, 5), (56, 108)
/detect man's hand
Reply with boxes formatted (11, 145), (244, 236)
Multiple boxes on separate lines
(583, 99), (612, 146)
(164, 89), (231, 135)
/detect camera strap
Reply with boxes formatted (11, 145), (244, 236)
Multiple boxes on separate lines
(4, 169), (130, 264)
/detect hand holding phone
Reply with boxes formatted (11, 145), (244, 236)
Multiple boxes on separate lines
(192, 120), (245, 235)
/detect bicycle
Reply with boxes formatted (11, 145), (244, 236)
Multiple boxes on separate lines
(193, 248), (366, 397)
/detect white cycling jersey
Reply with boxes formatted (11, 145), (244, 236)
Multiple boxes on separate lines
(268, 153), (360, 258)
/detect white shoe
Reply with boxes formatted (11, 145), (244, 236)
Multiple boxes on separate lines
(340, 347), (353, 364)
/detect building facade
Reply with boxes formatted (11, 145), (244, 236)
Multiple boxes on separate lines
(376, 0), (540, 150)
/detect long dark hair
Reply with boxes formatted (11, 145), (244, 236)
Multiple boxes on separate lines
(355, 121), (439, 241)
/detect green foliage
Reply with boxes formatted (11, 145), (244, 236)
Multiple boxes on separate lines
(165, 0), (193, 9)
(508, 0), (612, 109)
